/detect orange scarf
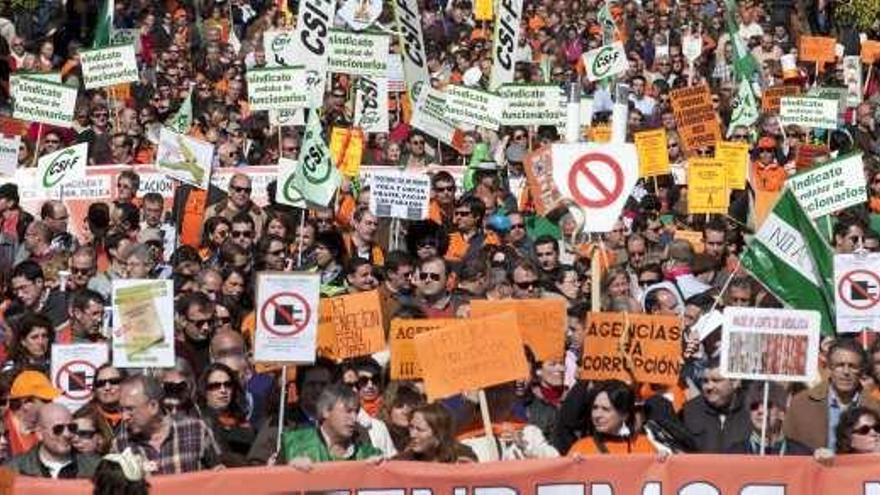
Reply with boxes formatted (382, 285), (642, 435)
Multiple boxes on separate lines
(361, 396), (382, 418)
(4, 409), (38, 456)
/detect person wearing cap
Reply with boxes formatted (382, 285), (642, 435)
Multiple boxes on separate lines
(751, 136), (787, 192)
(4, 370), (61, 457)
(5, 402), (100, 478)
(725, 382), (812, 456)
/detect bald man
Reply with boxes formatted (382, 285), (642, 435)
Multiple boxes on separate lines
(5, 403), (100, 478)
(210, 330), (275, 426)
(203, 173), (268, 238)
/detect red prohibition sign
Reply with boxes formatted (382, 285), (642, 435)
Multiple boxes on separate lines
(837, 269), (880, 310)
(260, 292), (312, 337)
(55, 360), (98, 401)
(567, 152), (624, 208)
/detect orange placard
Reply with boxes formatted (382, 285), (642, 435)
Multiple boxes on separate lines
(413, 312), (529, 401)
(862, 40), (880, 64)
(798, 36), (836, 65)
(761, 85), (801, 114)
(317, 290), (386, 361)
(795, 143), (830, 171)
(669, 84), (721, 152)
(590, 124), (611, 143)
(389, 318), (457, 380)
(523, 146), (565, 216)
(469, 299), (566, 361)
(674, 230), (705, 254)
(329, 127), (365, 177)
(580, 312), (683, 385)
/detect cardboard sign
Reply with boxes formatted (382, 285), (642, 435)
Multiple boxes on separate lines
(523, 146), (565, 216)
(389, 318), (456, 379)
(799, 36), (837, 64)
(795, 143), (830, 170)
(12, 76), (77, 128)
(51, 344), (109, 412)
(329, 127), (364, 177)
(721, 307), (820, 382)
(469, 299), (567, 361)
(670, 84), (721, 152)
(327, 29), (389, 78)
(354, 76), (389, 133)
(112, 279), (175, 368)
(715, 141), (749, 190)
(254, 272), (321, 363)
(834, 253), (880, 333)
(36, 142), (88, 191)
(489, 0), (524, 89)
(583, 41), (629, 82)
(245, 66), (307, 111)
(367, 170), (431, 220)
(80, 44), (139, 89)
(413, 312), (529, 401)
(687, 158), (728, 214)
(761, 85), (801, 114)
(788, 152), (866, 219)
(338, 0), (382, 31)
(444, 85), (502, 130)
(634, 128), (670, 177)
(498, 84), (566, 127)
(156, 128), (214, 189)
(862, 40), (880, 64)
(580, 312), (684, 386)
(779, 96), (839, 129)
(317, 290), (385, 360)
(674, 230), (705, 254)
(0, 136), (19, 177)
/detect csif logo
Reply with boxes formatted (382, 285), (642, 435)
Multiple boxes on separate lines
(42, 148), (80, 188)
(591, 45), (621, 79)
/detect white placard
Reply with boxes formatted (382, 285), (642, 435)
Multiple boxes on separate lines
(788, 152), (866, 219)
(51, 344), (110, 412)
(112, 279), (175, 368)
(498, 84), (566, 126)
(444, 85), (502, 130)
(368, 170), (431, 220)
(156, 127), (214, 190)
(338, 0), (383, 31)
(263, 29), (297, 68)
(276, 157), (307, 208)
(327, 29), (390, 78)
(80, 44), (139, 89)
(583, 42), (629, 82)
(354, 76), (389, 133)
(254, 272), (321, 363)
(12, 76), (77, 128)
(245, 66), (307, 111)
(834, 253), (880, 333)
(292, 0), (338, 107)
(36, 142), (88, 192)
(392, 0), (430, 98)
(411, 86), (459, 147)
(0, 135), (20, 177)
(720, 307), (820, 382)
(489, 0), (524, 90)
(779, 96), (839, 129)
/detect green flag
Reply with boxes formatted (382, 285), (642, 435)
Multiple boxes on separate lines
(727, 77), (760, 136)
(294, 111), (341, 207)
(740, 188), (836, 335)
(166, 90), (193, 134)
(723, 0), (759, 81)
(93, 0), (114, 49)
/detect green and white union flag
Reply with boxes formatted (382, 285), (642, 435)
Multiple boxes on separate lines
(293, 111), (341, 207)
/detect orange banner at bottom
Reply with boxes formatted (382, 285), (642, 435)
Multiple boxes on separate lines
(14, 455), (880, 494)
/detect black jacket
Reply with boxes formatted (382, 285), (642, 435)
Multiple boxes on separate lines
(681, 392), (752, 453)
(5, 445), (99, 478)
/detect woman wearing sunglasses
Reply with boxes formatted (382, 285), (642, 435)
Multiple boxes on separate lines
(815, 406), (880, 465)
(197, 363), (254, 467)
(75, 365), (128, 449)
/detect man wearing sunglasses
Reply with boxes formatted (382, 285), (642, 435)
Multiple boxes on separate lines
(415, 257), (461, 318)
(175, 292), (217, 377)
(204, 173), (268, 239)
(6, 403), (99, 478)
(726, 382), (811, 456)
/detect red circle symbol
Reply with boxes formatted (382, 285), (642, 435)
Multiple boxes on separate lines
(837, 269), (880, 310)
(55, 360), (98, 401)
(567, 152), (624, 208)
(260, 292), (312, 337)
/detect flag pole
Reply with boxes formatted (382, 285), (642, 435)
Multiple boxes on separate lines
(759, 380), (769, 456)
(275, 365), (288, 455)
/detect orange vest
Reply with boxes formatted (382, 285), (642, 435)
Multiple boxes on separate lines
(751, 161), (787, 192)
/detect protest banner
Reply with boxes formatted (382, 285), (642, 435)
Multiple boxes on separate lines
(245, 66), (307, 111)
(788, 152), (866, 219)
(863, 40), (880, 64)
(329, 127), (364, 177)
(367, 170), (431, 220)
(389, 318), (456, 380)
(721, 307), (820, 382)
(12, 76), (77, 128)
(111, 279), (175, 368)
(497, 84), (566, 127)
(843, 56), (863, 107)
(583, 41), (629, 81)
(633, 128), (670, 177)
(327, 29), (389, 78)
(275, 157), (307, 208)
(80, 44), (138, 89)
(156, 128), (214, 189)
(51, 344), (109, 412)
(9, 71), (61, 98)
(443, 84), (502, 130)
(290, 0), (336, 106)
(16, 455), (880, 495)
(715, 141), (749, 190)
(834, 253), (880, 334)
(263, 29), (296, 67)
(317, 290), (385, 360)
(0, 135), (19, 177)
(798, 36), (837, 66)
(354, 76), (389, 133)
(386, 55), (405, 92)
(361, 165), (466, 192)
(687, 158), (728, 214)
(669, 84), (721, 152)
(469, 299), (566, 361)
(761, 85), (800, 114)
(523, 146), (565, 216)
(109, 28), (139, 48)
(337, 0), (382, 31)
(580, 312), (683, 385)
(254, 272), (321, 363)
(413, 312), (529, 401)
(36, 142), (88, 192)
(489, 0), (523, 89)
(392, 0), (430, 97)
(410, 86), (463, 150)
(779, 96), (839, 129)
(293, 112), (342, 206)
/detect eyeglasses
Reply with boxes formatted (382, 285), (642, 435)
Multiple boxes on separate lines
(95, 377), (123, 389)
(231, 230), (252, 238)
(206, 380), (233, 392)
(454, 210), (472, 217)
(515, 280), (538, 290)
(434, 185), (455, 193)
(639, 278), (660, 287)
(215, 316), (232, 326)
(51, 423), (79, 436)
(419, 272), (442, 282)
(187, 316), (214, 328)
(75, 429), (97, 438)
(71, 267), (94, 275)
(357, 375), (377, 388)
(513, 134), (527, 141)
(163, 381), (188, 396)
(410, 140), (425, 146)
(230, 185), (251, 194)
(267, 249), (286, 257)
(510, 223), (525, 230)
(852, 424), (880, 435)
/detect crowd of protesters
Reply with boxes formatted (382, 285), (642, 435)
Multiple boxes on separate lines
(0, 0), (878, 490)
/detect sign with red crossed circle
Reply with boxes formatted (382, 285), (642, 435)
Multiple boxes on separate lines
(254, 272), (321, 363)
(834, 253), (880, 334)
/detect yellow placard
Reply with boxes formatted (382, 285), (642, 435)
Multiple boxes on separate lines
(329, 127), (364, 177)
(715, 141), (749, 190)
(590, 125), (611, 143)
(687, 158), (729, 214)
(634, 128), (670, 177)
(474, 0), (493, 21)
